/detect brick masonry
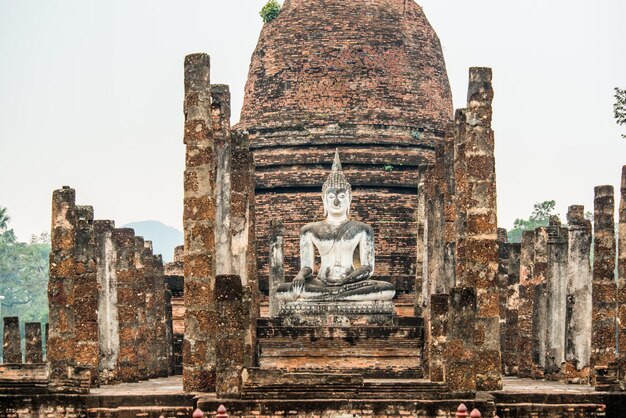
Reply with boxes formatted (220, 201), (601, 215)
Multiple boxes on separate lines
(237, 0), (453, 303)
(591, 185), (617, 385)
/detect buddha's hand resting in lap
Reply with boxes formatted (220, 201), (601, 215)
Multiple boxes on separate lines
(290, 267), (313, 295)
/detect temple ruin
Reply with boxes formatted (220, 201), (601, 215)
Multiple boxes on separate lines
(1, 1), (626, 417)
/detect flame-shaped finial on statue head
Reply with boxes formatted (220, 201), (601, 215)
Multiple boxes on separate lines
(322, 149), (352, 217)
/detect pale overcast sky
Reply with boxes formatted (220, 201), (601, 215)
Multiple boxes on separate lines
(1, 0), (625, 244)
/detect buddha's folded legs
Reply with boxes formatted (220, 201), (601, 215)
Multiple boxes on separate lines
(275, 279), (395, 302)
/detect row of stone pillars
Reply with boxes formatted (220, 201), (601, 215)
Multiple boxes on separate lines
(48, 187), (174, 389)
(494, 166), (626, 387)
(2, 318), (46, 364)
(182, 53), (257, 394)
(420, 67), (502, 392)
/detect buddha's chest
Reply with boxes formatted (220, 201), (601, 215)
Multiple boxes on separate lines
(312, 234), (360, 258)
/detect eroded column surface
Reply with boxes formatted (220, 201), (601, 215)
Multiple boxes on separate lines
(48, 186), (77, 379)
(231, 130), (258, 368)
(183, 53), (217, 392)
(415, 168), (427, 317)
(591, 185), (617, 385)
(517, 231), (535, 378)
(94, 220), (118, 383)
(269, 218), (285, 318)
(3, 317), (21, 364)
(531, 227), (549, 377)
(74, 205), (99, 385)
(564, 205), (592, 383)
(25, 322), (42, 364)
(619, 167), (626, 382)
(152, 253), (170, 378)
(503, 243), (521, 376)
(212, 85), (233, 276)
(497, 230), (509, 372)
(215, 274), (248, 398)
(545, 217), (568, 378)
(142, 242), (159, 379)
(443, 122), (457, 291)
(429, 294), (449, 383)
(426, 143), (447, 296)
(113, 228), (140, 382)
(454, 67), (501, 391)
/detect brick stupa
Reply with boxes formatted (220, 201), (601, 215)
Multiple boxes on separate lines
(238, 0), (453, 296)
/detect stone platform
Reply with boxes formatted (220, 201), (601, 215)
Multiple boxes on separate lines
(256, 317), (423, 378)
(3, 376), (626, 417)
(277, 301), (396, 326)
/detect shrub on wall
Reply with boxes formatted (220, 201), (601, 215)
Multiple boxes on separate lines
(260, 0), (282, 23)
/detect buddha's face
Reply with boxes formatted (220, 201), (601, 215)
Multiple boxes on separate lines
(324, 187), (350, 217)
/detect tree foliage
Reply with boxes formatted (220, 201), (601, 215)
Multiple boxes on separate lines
(260, 0), (281, 23)
(615, 87), (626, 139)
(0, 206), (49, 324)
(507, 200), (557, 243)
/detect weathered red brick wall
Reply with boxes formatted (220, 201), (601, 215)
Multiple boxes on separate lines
(256, 189), (418, 294)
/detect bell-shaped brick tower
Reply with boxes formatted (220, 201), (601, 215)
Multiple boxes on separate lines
(238, 0), (453, 297)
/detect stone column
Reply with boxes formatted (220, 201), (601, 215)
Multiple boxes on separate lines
(269, 219), (285, 317)
(545, 217), (568, 378)
(153, 253), (170, 378)
(211, 85), (233, 276)
(619, 167), (626, 382)
(429, 294), (449, 382)
(231, 130), (258, 368)
(48, 186), (77, 379)
(503, 243), (521, 376)
(497, 230), (509, 373)
(531, 227), (548, 377)
(94, 220), (118, 384)
(563, 205), (592, 383)
(183, 53), (217, 392)
(164, 288), (175, 376)
(3, 317), (21, 364)
(25, 322), (43, 364)
(415, 168), (426, 317)
(132, 236), (149, 380)
(517, 231), (535, 377)
(113, 228), (140, 382)
(443, 122), (457, 290)
(426, 143), (447, 296)
(74, 205), (99, 385)
(453, 68), (501, 391)
(142, 242), (159, 379)
(215, 274), (248, 398)
(591, 185), (617, 385)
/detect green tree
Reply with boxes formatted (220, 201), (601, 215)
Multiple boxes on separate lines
(507, 200), (557, 243)
(0, 207), (50, 324)
(0, 206), (10, 230)
(615, 87), (626, 139)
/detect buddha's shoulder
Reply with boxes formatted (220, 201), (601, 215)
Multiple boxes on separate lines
(348, 220), (374, 235)
(301, 221), (326, 235)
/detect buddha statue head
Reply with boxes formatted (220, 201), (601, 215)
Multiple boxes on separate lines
(322, 150), (352, 218)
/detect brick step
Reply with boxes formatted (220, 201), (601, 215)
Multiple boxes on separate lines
(86, 406), (193, 418)
(257, 319), (424, 376)
(242, 370), (449, 400)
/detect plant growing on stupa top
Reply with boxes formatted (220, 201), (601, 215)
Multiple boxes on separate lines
(260, 0), (282, 23)
(383, 164), (394, 172)
(411, 130), (422, 140)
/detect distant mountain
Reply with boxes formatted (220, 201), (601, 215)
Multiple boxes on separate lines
(121, 221), (183, 263)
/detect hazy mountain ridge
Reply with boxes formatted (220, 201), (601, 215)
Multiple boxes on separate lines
(122, 220), (183, 263)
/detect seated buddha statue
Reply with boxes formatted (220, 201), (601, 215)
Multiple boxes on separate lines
(276, 151), (395, 302)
